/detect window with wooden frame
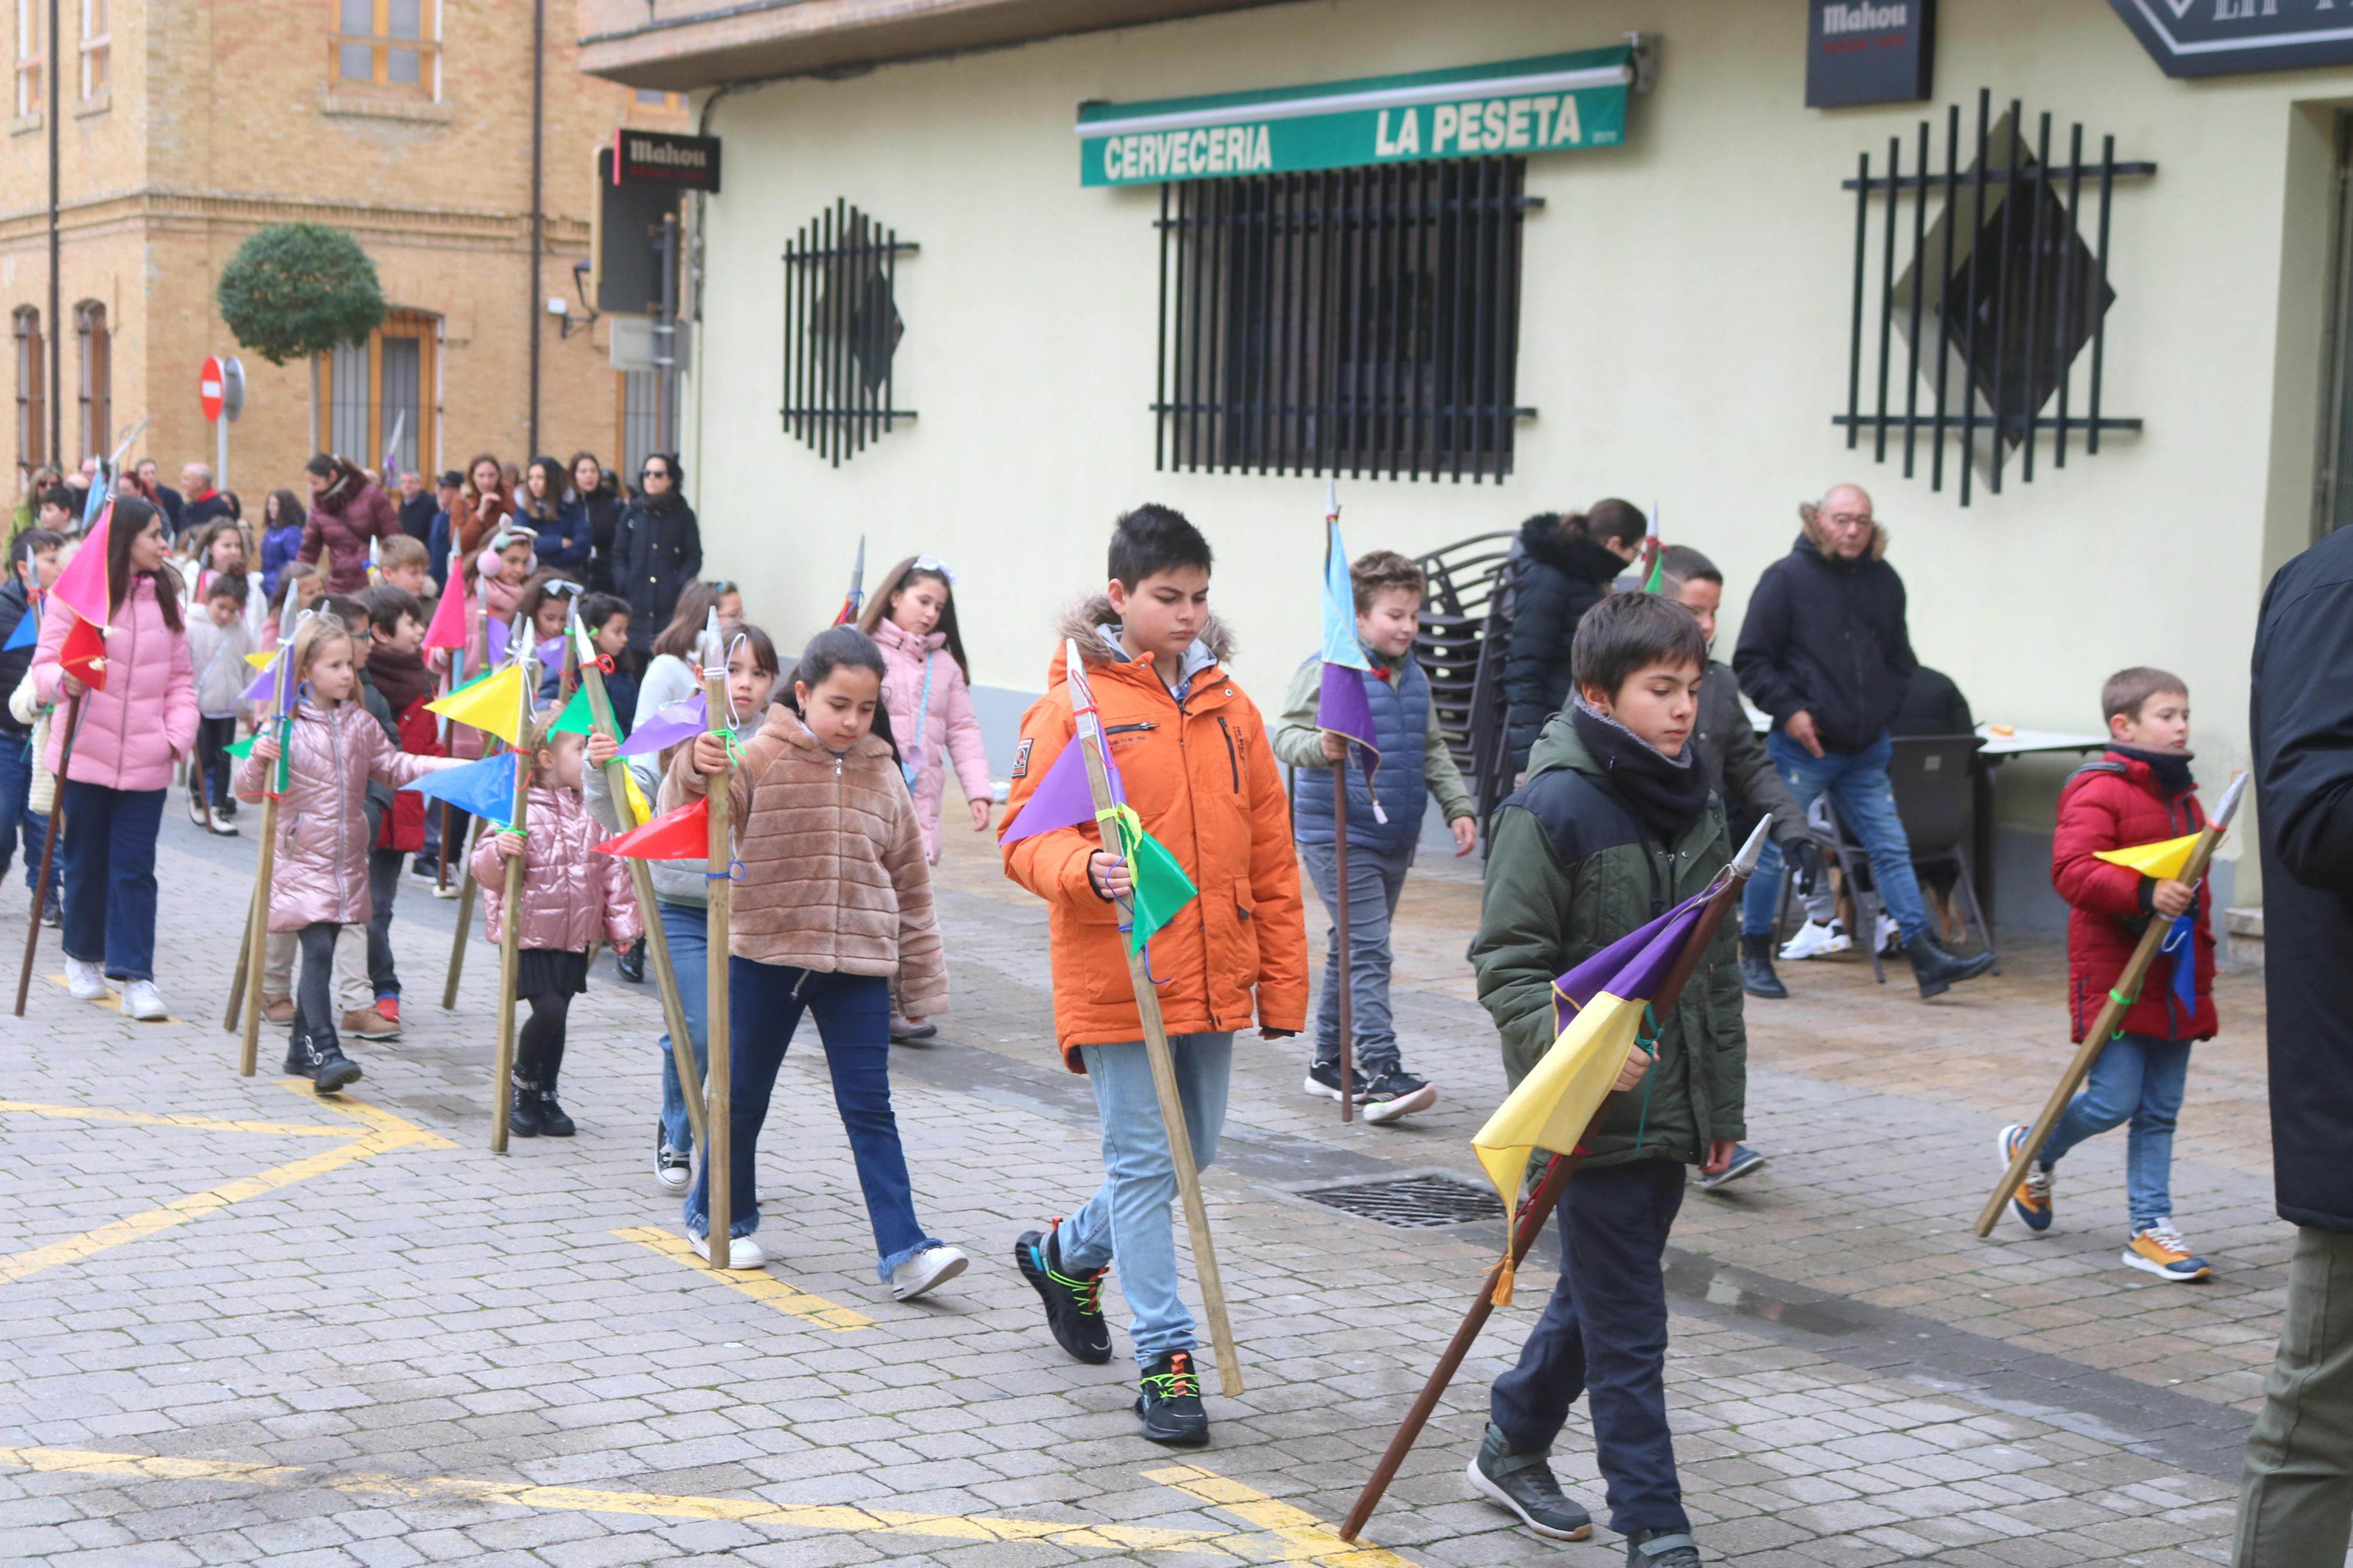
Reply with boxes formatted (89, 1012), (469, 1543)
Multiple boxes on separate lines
(73, 300), (107, 464)
(13, 307), (43, 474)
(77, 0), (104, 99)
(13, 0), (40, 119)
(333, 0), (435, 95)
(318, 310), (438, 478)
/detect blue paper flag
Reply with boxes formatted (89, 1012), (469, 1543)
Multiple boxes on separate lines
(399, 752), (519, 828)
(2160, 909), (2198, 1015)
(1, 606), (34, 652)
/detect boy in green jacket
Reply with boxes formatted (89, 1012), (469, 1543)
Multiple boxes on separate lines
(1466, 592), (1745, 1568)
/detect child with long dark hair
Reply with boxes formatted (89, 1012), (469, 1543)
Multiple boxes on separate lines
(666, 625), (966, 1297)
(856, 555), (993, 863)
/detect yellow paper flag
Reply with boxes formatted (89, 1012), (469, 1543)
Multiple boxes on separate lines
(1472, 991), (1647, 1228)
(2093, 832), (2199, 883)
(244, 650), (275, 670)
(622, 770), (652, 827)
(426, 661), (526, 746)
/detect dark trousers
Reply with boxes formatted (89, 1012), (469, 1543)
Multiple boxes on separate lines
(294, 921), (342, 1055)
(684, 961), (938, 1282)
(1491, 1157), (1690, 1538)
(516, 991), (571, 1089)
(364, 847), (403, 998)
(59, 782), (164, 982)
(191, 717), (237, 814)
(0, 730), (54, 897)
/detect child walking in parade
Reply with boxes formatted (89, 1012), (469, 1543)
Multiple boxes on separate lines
(1002, 504), (1307, 1447)
(357, 585), (442, 1033)
(1998, 667), (2218, 1281)
(186, 573), (256, 835)
(241, 612), (465, 1093)
(472, 724), (641, 1136)
(1272, 548), (1474, 1125)
(545, 591), (633, 723)
(1465, 593), (1742, 1565)
(0, 527), (63, 920)
(668, 624), (971, 1298)
(583, 623), (779, 1189)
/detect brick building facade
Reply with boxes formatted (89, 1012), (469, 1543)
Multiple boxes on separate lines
(4, 0), (684, 506)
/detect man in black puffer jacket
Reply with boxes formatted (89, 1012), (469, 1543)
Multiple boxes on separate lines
(1501, 502), (1644, 775)
(1731, 485), (1992, 1000)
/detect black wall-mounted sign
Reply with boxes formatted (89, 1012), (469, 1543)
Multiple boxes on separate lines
(1806, 0), (1936, 108)
(2107, 0), (2353, 79)
(595, 146), (681, 315)
(611, 129), (722, 193)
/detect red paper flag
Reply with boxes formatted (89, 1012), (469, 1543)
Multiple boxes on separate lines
(59, 615), (108, 692)
(590, 794), (709, 860)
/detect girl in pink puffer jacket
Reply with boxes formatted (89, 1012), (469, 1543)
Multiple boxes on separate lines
(242, 611), (464, 1094)
(471, 724), (641, 1139)
(854, 556), (993, 864)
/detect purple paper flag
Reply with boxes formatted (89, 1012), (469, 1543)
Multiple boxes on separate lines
(239, 660), (276, 702)
(616, 691), (705, 758)
(1314, 499), (1385, 820)
(1552, 888), (1712, 1036)
(485, 617), (509, 668)
(535, 634), (565, 670)
(999, 734), (1119, 846)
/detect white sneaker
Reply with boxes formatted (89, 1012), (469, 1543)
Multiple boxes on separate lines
(890, 1243), (969, 1301)
(689, 1231), (765, 1270)
(1876, 912), (1903, 956)
(120, 980), (168, 1021)
(432, 881), (461, 900)
(65, 958), (111, 1001)
(1779, 919), (1851, 961)
(208, 808), (240, 837)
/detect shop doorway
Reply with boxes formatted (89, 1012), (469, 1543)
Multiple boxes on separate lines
(2315, 114), (2353, 538)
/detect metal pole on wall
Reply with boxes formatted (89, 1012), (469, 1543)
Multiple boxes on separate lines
(656, 211), (678, 456)
(526, 0), (545, 457)
(47, 0), (61, 467)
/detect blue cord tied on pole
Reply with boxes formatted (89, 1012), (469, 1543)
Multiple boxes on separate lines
(704, 858), (746, 883)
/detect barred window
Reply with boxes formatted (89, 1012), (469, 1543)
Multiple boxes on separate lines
(1154, 158), (1535, 483)
(74, 300), (107, 464)
(13, 307), (42, 474)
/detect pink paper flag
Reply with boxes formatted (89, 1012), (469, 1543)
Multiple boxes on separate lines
(422, 577), (469, 652)
(51, 500), (113, 629)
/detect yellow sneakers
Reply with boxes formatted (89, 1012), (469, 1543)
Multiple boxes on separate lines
(2124, 1221), (2212, 1282)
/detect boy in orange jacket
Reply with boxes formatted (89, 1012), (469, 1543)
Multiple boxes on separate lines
(1002, 503), (1308, 1447)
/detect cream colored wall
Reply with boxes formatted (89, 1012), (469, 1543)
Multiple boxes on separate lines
(682, 0), (2353, 875)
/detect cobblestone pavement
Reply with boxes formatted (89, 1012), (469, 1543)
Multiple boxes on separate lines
(0, 801), (2285, 1566)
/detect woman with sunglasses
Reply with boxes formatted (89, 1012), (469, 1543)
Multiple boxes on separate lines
(614, 454), (700, 656)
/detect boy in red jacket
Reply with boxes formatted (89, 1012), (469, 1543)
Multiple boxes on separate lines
(1999, 666), (2216, 1281)
(357, 585), (443, 1031)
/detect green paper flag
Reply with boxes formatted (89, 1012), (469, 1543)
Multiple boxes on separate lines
(226, 734), (256, 759)
(544, 684), (594, 737)
(1105, 803), (1198, 956)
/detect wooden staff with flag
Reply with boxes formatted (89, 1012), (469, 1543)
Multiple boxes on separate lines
(831, 536), (866, 625)
(1973, 772), (2246, 1238)
(700, 610), (735, 1271)
(1340, 816), (1771, 1542)
(233, 609), (303, 1074)
(1314, 482), (1383, 1122)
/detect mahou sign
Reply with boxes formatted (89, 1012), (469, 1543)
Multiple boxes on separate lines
(611, 129), (721, 193)
(1805, 0), (1936, 108)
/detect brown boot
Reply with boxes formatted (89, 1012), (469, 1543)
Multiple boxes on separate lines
(341, 1007), (400, 1041)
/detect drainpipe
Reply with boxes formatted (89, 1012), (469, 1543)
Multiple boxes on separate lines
(527, 0), (546, 456)
(46, 0), (60, 465)
(687, 83), (743, 507)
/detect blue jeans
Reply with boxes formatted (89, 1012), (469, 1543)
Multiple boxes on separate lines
(684, 961), (940, 1282)
(1299, 839), (1412, 1073)
(1492, 1158), (1690, 1538)
(1061, 1033), (1233, 1367)
(59, 781), (164, 982)
(2031, 1032), (2192, 1229)
(1742, 728), (1929, 943)
(0, 731), (55, 897)
(655, 901), (709, 1158)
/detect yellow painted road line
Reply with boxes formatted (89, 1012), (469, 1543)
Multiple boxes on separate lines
(1148, 1465), (1417, 1567)
(44, 974), (172, 1021)
(0, 1100), (352, 1137)
(612, 1226), (875, 1331)
(0, 1094), (453, 1286)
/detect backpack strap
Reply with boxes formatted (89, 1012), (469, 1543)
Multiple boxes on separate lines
(2064, 758), (2128, 787)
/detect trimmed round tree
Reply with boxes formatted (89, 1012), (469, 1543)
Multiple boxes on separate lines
(215, 223), (386, 450)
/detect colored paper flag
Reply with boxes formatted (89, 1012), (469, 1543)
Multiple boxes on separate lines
(2158, 911), (2199, 1015)
(832, 535), (867, 626)
(1471, 886), (1715, 1304)
(1314, 488), (1385, 823)
(998, 737), (1111, 845)
(51, 501), (113, 628)
(592, 793), (708, 859)
(399, 751), (519, 828)
(2, 604), (34, 652)
(421, 575), (469, 652)
(1639, 500), (1665, 593)
(238, 659), (279, 702)
(622, 769), (652, 827)
(485, 616), (510, 668)
(1099, 802), (1197, 957)
(2093, 832), (2199, 884)
(427, 661), (527, 746)
(244, 649), (275, 669)
(59, 615), (108, 692)
(617, 691), (705, 758)
(535, 634), (566, 670)
(543, 684), (594, 737)
(226, 733), (256, 759)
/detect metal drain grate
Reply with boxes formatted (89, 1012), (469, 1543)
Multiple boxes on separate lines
(1297, 1174), (1506, 1229)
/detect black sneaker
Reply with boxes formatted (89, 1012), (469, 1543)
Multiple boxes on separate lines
(313, 1045), (362, 1095)
(1302, 1058), (1367, 1103)
(1467, 1423), (1592, 1541)
(1016, 1222), (1112, 1364)
(409, 854), (439, 883)
(40, 893), (61, 927)
(1625, 1528), (1702, 1567)
(1739, 933), (1787, 1000)
(537, 1090), (575, 1138)
(282, 1034), (321, 1078)
(509, 1086), (542, 1137)
(1905, 935), (1996, 1000)
(1361, 1066), (1438, 1125)
(615, 938), (645, 984)
(1135, 1351), (1209, 1446)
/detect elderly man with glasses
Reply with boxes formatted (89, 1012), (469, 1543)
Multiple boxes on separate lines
(1731, 483), (1995, 1000)
(615, 453), (702, 656)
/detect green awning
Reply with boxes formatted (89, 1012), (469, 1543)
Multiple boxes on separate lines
(1076, 45), (1632, 187)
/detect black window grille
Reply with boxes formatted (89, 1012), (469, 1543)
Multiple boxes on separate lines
(1836, 90), (2151, 505)
(1154, 159), (1538, 483)
(780, 200), (917, 467)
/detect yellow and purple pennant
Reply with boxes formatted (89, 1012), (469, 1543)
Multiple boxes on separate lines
(1314, 487), (1385, 822)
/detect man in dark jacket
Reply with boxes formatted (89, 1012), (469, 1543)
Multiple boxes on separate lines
(616, 453), (701, 655)
(179, 463), (235, 535)
(1502, 503), (1645, 776)
(0, 528), (62, 920)
(395, 470), (437, 543)
(1732, 485), (1991, 999)
(2236, 522), (2353, 1567)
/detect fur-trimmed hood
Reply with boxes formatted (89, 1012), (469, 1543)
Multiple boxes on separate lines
(1795, 500), (1890, 562)
(1048, 592), (1236, 683)
(1518, 513), (1633, 584)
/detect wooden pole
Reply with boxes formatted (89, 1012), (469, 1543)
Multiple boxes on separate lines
(441, 755), (490, 1011)
(1338, 818), (1770, 1542)
(574, 614), (703, 1147)
(436, 801), (451, 894)
(237, 659), (297, 1076)
(701, 618), (733, 1270)
(1334, 751), (1353, 1123)
(490, 651), (540, 1153)
(13, 692), (82, 1018)
(1974, 771), (2246, 1238)
(1063, 639), (1243, 1396)
(222, 881), (254, 1033)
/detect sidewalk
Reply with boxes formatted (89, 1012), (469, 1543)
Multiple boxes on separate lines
(0, 806), (2275, 1565)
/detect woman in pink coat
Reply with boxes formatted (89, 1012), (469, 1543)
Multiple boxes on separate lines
(30, 496), (198, 1021)
(856, 556), (993, 863)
